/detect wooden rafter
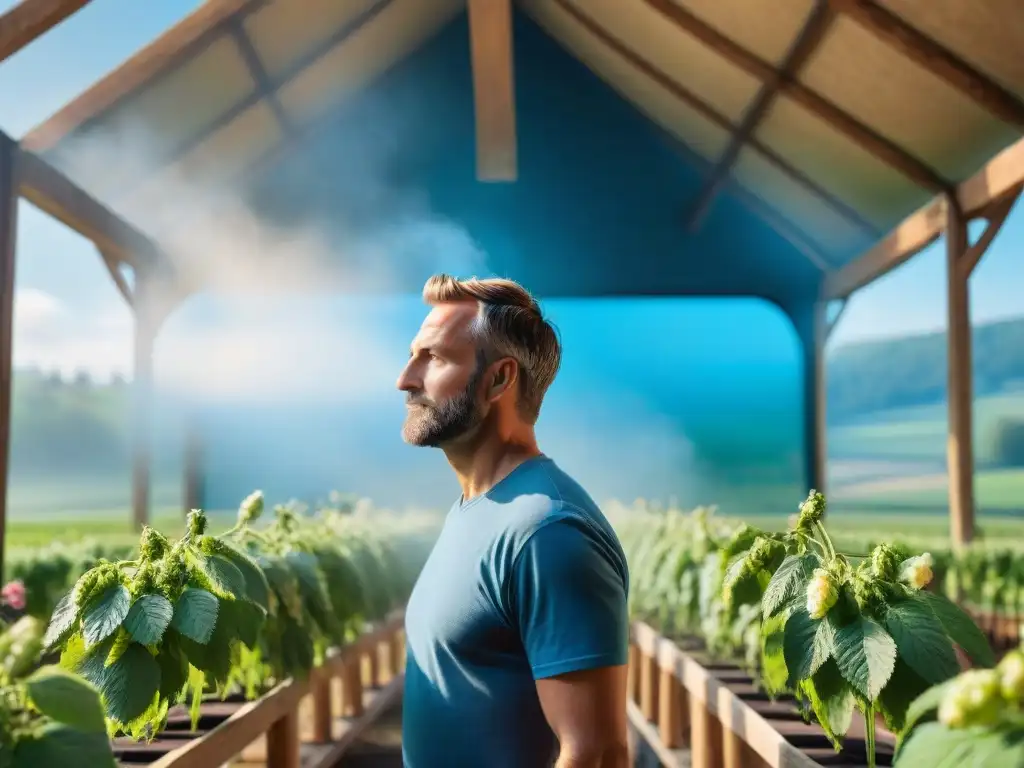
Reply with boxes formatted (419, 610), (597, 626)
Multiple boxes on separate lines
(468, 0), (517, 181)
(831, 0), (1024, 129)
(555, 0), (878, 240)
(21, 0), (265, 152)
(0, 0), (90, 63)
(686, 1), (837, 232)
(228, 19), (294, 138)
(13, 145), (161, 272)
(642, 0), (950, 193)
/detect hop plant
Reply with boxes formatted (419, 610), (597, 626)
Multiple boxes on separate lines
(795, 489), (826, 530)
(937, 669), (1001, 728)
(238, 490), (265, 525)
(805, 567), (838, 619)
(998, 649), (1024, 701)
(899, 553), (934, 591)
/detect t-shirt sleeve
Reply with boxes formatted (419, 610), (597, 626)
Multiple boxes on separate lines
(511, 517), (629, 680)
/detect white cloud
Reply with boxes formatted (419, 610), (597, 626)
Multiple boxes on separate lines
(12, 288), (132, 379)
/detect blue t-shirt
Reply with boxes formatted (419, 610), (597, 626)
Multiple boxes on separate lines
(401, 455), (630, 768)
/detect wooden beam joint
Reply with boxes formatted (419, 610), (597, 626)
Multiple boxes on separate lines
(959, 184), (1022, 278)
(686, 1), (837, 232)
(467, 0), (517, 182)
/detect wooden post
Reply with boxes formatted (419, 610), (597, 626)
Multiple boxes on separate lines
(310, 670), (332, 743)
(688, 690), (718, 768)
(343, 656), (364, 717)
(796, 300), (828, 500)
(131, 272), (156, 532)
(627, 643), (640, 704)
(657, 664), (682, 748)
(368, 642), (380, 688)
(946, 196), (975, 549)
(0, 132), (17, 581)
(265, 709), (300, 768)
(639, 650), (658, 722)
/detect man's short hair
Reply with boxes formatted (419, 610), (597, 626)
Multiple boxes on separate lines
(422, 274), (561, 423)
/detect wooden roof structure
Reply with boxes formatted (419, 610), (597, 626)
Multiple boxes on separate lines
(6, 0), (1024, 308)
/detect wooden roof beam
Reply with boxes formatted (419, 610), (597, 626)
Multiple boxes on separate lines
(555, 0), (877, 242)
(830, 0), (1024, 130)
(686, 0), (836, 232)
(468, 0), (517, 181)
(228, 19), (295, 139)
(13, 142), (161, 273)
(643, 0), (951, 193)
(824, 132), (1024, 299)
(0, 0), (90, 63)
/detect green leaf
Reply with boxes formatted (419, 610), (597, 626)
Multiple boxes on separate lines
(902, 677), (960, 739)
(204, 554), (247, 598)
(82, 585), (130, 647)
(24, 665), (107, 734)
(762, 554), (816, 619)
(157, 635), (189, 702)
(11, 723), (116, 768)
(832, 615), (897, 700)
(876, 657), (932, 733)
(919, 591), (995, 668)
(100, 643), (160, 724)
(783, 608), (833, 684)
(760, 612), (789, 695)
(805, 659), (855, 747)
(884, 598), (960, 685)
(895, 722), (1024, 767)
(226, 598), (266, 649)
(123, 594), (174, 646)
(170, 588), (219, 644)
(217, 543), (270, 610)
(42, 591), (79, 650)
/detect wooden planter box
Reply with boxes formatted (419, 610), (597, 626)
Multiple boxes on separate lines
(963, 604), (1021, 656)
(114, 610), (406, 768)
(626, 622), (897, 768)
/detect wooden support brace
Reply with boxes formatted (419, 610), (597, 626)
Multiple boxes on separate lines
(467, 0), (517, 181)
(96, 247), (134, 308)
(959, 185), (1022, 279)
(639, 650), (659, 722)
(265, 709), (300, 768)
(310, 670), (332, 744)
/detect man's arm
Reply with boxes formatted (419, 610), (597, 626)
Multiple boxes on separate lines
(536, 665), (629, 767)
(511, 517), (630, 767)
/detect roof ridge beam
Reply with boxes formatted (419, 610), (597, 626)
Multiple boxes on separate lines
(0, 0), (90, 64)
(642, 0), (951, 193)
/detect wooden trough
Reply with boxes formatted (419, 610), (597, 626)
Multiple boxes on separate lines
(114, 611), (406, 768)
(625, 622), (898, 768)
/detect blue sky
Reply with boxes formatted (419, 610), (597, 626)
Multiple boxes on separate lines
(1, 0), (1022, 383)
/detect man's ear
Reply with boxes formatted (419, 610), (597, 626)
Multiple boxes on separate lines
(486, 358), (519, 402)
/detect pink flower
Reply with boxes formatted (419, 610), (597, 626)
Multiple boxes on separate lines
(1, 580), (25, 611)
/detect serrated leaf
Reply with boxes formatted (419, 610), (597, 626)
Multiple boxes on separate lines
(82, 585), (131, 647)
(100, 643), (160, 724)
(895, 721), (1024, 767)
(11, 723), (116, 768)
(783, 608), (834, 684)
(156, 635), (189, 702)
(806, 659), (855, 746)
(877, 658), (932, 734)
(901, 677), (960, 740)
(204, 554), (247, 598)
(123, 594), (174, 646)
(919, 591), (995, 668)
(227, 598), (266, 649)
(170, 588), (219, 644)
(832, 616), (897, 700)
(217, 543), (270, 610)
(763, 554), (816, 619)
(884, 598), (960, 685)
(24, 665), (107, 734)
(42, 591), (79, 650)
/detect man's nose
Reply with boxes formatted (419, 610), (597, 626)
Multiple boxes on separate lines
(396, 361), (419, 392)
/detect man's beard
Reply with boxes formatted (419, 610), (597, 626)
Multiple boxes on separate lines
(402, 367), (486, 447)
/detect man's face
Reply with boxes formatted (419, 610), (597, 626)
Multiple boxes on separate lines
(396, 303), (488, 447)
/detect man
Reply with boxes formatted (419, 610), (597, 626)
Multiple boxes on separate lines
(396, 274), (630, 768)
